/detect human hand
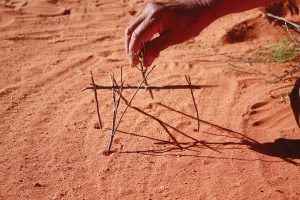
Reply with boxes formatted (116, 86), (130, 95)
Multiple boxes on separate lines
(125, 1), (218, 67)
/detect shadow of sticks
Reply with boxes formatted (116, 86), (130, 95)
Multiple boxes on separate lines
(117, 101), (300, 165)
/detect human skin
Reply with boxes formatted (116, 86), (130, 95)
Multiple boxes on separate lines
(125, 0), (281, 67)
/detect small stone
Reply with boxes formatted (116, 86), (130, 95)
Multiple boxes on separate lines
(34, 182), (43, 187)
(128, 10), (137, 16)
(94, 122), (100, 129)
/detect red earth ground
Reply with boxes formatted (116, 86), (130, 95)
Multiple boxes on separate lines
(1, 0), (300, 199)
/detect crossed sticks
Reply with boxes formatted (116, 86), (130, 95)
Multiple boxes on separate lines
(88, 65), (208, 155)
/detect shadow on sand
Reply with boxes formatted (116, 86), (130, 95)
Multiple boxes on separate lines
(116, 99), (300, 165)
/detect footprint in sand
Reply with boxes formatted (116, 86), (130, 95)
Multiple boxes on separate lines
(246, 98), (297, 130)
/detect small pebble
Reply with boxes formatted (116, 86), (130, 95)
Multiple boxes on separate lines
(34, 182), (43, 187)
(128, 10), (137, 16)
(94, 122), (100, 129)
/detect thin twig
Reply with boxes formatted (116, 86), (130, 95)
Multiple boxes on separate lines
(108, 74), (117, 155)
(267, 13), (300, 31)
(139, 42), (154, 99)
(108, 68), (124, 155)
(90, 71), (103, 129)
(116, 65), (157, 131)
(116, 67), (124, 110)
(112, 68), (128, 105)
(84, 84), (217, 90)
(106, 65), (157, 155)
(284, 22), (300, 50)
(185, 75), (200, 132)
(113, 82), (129, 105)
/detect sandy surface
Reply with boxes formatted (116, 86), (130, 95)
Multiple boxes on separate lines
(1, 0), (300, 199)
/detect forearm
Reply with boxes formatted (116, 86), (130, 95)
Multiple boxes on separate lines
(185, 0), (282, 19)
(215, 0), (282, 16)
(125, 0), (283, 67)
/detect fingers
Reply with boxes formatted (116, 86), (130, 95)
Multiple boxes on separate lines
(128, 18), (164, 67)
(125, 14), (146, 54)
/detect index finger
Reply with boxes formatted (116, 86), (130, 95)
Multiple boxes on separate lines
(125, 14), (146, 54)
(129, 18), (163, 67)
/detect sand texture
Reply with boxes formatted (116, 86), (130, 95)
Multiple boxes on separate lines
(1, 0), (300, 199)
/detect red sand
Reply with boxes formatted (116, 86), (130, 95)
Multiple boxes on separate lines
(1, 0), (300, 199)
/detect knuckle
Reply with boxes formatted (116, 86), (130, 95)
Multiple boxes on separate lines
(145, 2), (158, 9)
(145, 2), (162, 13)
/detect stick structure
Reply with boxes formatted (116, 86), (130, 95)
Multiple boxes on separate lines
(107, 68), (124, 155)
(84, 84), (216, 90)
(88, 66), (214, 155)
(185, 75), (200, 132)
(90, 71), (103, 129)
(106, 65), (157, 155)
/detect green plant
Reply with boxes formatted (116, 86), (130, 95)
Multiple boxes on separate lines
(256, 37), (300, 63)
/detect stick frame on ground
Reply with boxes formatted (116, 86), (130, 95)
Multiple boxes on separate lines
(84, 84), (216, 90)
(106, 65), (157, 155)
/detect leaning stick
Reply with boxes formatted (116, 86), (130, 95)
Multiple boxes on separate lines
(112, 72), (128, 105)
(107, 69), (124, 155)
(84, 84), (216, 90)
(185, 75), (200, 132)
(267, 13), (300, 31)
(284, 22), (300, 49)
(139, 42), (154, 99)
(115, 67), (124, 109)
(110, 73), (117, 143)
(90, 71), (103, 129)
(106, 65), (157, 155)
(139, 61), (154, 99)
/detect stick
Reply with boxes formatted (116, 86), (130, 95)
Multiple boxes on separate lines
(139, 42), (154, 99)
(267, 13), (300, 31)
(84, 84), (217, 90)
(106, 65), (157, 155)
(107, 68), (124, 155)
(185, 75), (200, 132)
(90, 71), (103, 129)
(115, 67), (124, 110)
(108, 73), (117, 155)
(284, 22), (300, 49)
(140, 62), (154, 99)
(112, 70), (128, 105)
